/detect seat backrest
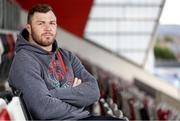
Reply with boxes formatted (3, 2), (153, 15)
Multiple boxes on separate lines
(10, 86), (34, 120)
(6, 97), (26, 121)
(0, 91), (12, 121)
(0, 91), (26, 121)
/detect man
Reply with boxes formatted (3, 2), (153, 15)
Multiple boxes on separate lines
(8, 4), (100, 120)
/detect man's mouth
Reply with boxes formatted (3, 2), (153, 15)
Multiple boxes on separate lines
(42, 33), (53, 36)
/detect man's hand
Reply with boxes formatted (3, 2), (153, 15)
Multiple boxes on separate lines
(73, 77), (82, 87)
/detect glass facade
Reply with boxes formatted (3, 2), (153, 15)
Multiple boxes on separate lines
(85, 0), (165, 65)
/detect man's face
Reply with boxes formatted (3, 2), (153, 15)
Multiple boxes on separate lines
(27, 11), (57, 48)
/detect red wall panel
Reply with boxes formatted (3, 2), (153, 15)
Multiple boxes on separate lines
(16, 0), (93, 37)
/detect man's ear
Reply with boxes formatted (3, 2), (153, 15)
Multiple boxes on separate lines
(25, 24), (31, 34)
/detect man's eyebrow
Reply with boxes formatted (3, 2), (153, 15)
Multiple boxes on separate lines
(50, 20), (56, 22)
(36, 20), (56, 22)
(36, 20), (45, 23)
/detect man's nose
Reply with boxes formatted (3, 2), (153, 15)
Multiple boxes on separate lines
(44, 24), (52, 31)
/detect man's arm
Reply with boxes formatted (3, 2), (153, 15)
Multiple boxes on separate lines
(50, 51), (100, 107)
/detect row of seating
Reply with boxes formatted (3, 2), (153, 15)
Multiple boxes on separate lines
(99, 97), (125, 119)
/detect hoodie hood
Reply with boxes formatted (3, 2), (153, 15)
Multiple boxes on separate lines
(15, 29), (58, 55)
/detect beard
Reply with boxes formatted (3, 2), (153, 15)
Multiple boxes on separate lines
(31, 29), (56, 47)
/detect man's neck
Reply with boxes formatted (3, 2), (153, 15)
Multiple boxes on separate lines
(41, 45), (52, 52)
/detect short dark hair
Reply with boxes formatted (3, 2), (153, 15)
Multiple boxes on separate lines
(27, 4), (54, 24)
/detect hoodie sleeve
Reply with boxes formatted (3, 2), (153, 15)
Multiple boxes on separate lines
(8, 51), (80, 120)
(50, 51), (100, 107)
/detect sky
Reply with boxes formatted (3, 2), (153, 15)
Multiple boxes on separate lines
(160, 0), (180, 25)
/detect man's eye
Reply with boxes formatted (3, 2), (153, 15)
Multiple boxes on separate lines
(51, 23), (56, 25)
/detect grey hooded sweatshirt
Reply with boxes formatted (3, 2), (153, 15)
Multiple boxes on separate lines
(8, 29), (100, 120)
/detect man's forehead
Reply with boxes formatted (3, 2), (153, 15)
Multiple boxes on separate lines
(32, 11), (56, 21)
